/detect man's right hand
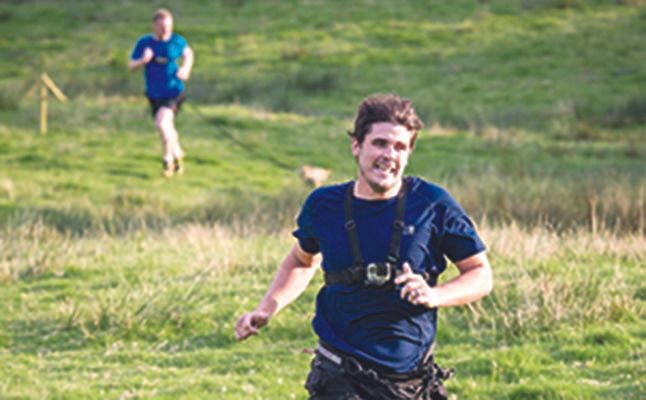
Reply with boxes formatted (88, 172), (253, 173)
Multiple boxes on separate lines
(142, 47), (154, 64)
(235, 310), (270, 341)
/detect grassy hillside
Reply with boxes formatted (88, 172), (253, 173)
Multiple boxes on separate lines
(2, 1), (645, 129)
(1, 99), (643, 234)
(0, 0), (644, 399)
(0, 0), (644, 232)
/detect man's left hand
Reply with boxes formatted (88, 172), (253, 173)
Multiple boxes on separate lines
(395, 263), (439, 308)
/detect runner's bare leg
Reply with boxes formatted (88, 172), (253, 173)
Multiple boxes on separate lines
(155, 106), (183, 167)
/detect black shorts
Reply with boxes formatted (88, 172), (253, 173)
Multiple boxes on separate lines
(305, 343), (452, 400)
(147, 93), (185, 118)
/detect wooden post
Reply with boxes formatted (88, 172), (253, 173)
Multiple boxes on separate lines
(40, 80), (48, 135)
(38, 73), (67, 135)
(41, 73), (68, 102)
(587, 193), (597, 236)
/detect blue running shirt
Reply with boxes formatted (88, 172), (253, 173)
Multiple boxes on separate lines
(293, 177), (486, 373)
(130, 33), (187, 100)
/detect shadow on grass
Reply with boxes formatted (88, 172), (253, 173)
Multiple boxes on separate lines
(6, 318), (90, 355)
(184, 104), (294, 170)
(106, 168), (151, 180)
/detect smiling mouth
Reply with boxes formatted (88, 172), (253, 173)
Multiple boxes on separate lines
(373, 159), (397, 176)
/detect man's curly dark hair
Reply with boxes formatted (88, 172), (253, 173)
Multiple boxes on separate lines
(349, 93), (424, 148)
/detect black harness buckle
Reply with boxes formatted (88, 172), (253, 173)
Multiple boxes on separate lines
(364, 262), (393, 286)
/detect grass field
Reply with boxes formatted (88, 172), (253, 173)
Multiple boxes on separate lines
(0, 0), (644, 399)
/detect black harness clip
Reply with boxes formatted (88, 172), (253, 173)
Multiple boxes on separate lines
(364, 262), (393, 286)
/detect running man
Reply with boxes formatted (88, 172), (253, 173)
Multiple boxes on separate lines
(129, 8), (194, 177)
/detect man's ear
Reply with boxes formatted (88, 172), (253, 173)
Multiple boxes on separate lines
(409, 132), (418, 151)
(351, 138), (360, 157)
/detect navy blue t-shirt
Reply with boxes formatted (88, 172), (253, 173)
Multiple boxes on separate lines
(130, 33), (187, 100)
(293, 177), (486, 373)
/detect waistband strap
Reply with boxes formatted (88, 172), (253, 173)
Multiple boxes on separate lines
(316, 342), (343, 365)
(324, 267), (438, 287)
(316, 341), (435, 380)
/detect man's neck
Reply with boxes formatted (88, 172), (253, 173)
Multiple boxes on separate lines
(155, 33), (172, 41)
(353, 178), (402, 200)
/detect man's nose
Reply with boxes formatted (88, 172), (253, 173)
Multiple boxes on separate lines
(383, 145), (397, 158)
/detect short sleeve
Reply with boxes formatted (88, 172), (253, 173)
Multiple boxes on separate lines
(130, 37), (147, 60)
(440, 199), (486, 262)
(292, 193), (320, 254)
(177, 34), (188, 51)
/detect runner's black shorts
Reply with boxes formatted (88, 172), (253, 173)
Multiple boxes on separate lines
(147, 92), (185, 118)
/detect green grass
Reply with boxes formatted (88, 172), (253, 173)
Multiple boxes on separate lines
(0, 0), (644, 398)
(1, 99), (643, 234)
(1, 1), (645, 129)
(0, 225), (643, 398)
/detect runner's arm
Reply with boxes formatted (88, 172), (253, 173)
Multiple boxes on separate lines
(431, 251), (493, 307)
(397, 252), (492, 309)
(235, 242), (320, 340)
(128, 47), (153, 71)
(177, 46), (194, 80)
(256, 242), (320, 317)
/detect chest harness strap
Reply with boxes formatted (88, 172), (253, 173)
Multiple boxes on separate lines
(324, 178), (408, 287)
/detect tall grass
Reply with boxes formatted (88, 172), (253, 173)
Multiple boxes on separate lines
(451, 167), (645, 233)
(2, 218), (643, 341)
(1, 217), (643, 398)
(445, 224), (644, 342)
(3, 167), (642, 236)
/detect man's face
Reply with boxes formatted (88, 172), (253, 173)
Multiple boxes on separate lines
(352, 122), (414, 195)
(153, 16), (173, 39)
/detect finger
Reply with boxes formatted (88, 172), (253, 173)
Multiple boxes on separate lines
(406, 280), (429, 302)
(400, 282), (413, 299)
(396, 270), (424, 288)
(402, 262), (412, 274)
(250, 313), (268, 329)
(235, 314), (255, 340)
(234, 316), (247, 339)
(411, 289), (432, 306)
(400, 286), (413, 301)
(394, 263), (414, 285)
(244, 325), (259, 338)
(234, 315), (245, 333)
(236, 326), (258, 341)
(236, 321), (258, 341)
(400, 281), (422, 301)
(411, 294), (424, 305)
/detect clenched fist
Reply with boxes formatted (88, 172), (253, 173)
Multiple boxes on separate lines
(235, 310), (270, 341)
(142, 47), (154, 64)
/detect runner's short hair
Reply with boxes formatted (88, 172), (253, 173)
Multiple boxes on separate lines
(153, 8), (173, 22)
(349, 93), (424, 148)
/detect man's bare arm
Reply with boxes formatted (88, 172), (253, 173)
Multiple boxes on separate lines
(432, 252), (493, 307)
(235, 243), (321, 341)
(397, 252), (493, 308)
(128, 47), (154, 71)
(176, 46), (194, 81)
